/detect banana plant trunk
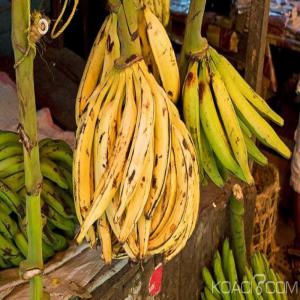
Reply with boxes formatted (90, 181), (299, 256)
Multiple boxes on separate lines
(11, 1), (44, 299)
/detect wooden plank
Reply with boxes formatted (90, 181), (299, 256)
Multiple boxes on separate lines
(244, 0), (270, 93)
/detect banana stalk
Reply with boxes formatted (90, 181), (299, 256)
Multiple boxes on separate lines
(11, 1), (44, 298)
(115, 0), (142, 66)
(179, 0), (208, 80)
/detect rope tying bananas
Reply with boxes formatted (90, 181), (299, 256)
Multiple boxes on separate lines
(181, 0), (291, 187)
(74, 0), (199, 263)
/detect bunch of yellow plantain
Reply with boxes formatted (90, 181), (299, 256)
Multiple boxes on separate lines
(182, 48), (291, 187)
(74, 0), (200, 263)
(75, 4), (179, 125)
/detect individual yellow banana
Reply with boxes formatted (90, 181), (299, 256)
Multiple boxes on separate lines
(198, 62), (245, 181)
(168, 101), (200, 239)
(97, 215), (112, 264)
(76, 68), (136, 243)
(161, 0), (170, 27)
(218, 65), (291, 159)
(137, 212), (151, 258)
(75, 15), (112, 123)
(209, 60), (253, 184)
(118, 78), (155, 242)
(115, 65), (155, 222)
(139, 62), (171, 219)
(93, 89), (120, 264)
(148, 127), (188, 254)
(150, 150), (176, 239)
(153, 0), (163, 23)
(100, 13), (120, 83)
(209, 47), (284, 126)
(144, 0), (155, 15)
(150, 176), (168, 234)
(161, 124), (195, 256)
(106, 192), (139, 260)
(144, 8), (180, 103)
(164, 226), (188, 262)
(138, 10), (160, 80)
(93, 77), (120, 185)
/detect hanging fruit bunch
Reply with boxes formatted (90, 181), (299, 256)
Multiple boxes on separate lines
(180, 0), (291, 187)
(200, 185), (287, 300)
(74, 0), (200, 263)
(75, 0), (179, 125)
(0, 131), (76, 269)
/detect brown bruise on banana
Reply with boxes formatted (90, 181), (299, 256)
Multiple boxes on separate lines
(106, 34), (114, 53)
(185, 71), (196, 87)
(198, 81), (205, 103)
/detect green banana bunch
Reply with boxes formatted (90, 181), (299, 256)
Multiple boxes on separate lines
(0, 132), (77, 270)
(201, 241), (287, 300)
(201, 186), (287, 299)
(182, 48), (291, 187)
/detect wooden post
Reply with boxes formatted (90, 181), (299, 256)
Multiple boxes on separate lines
(244, 0), (270, 93)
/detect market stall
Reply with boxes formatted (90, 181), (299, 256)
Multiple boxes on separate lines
(0, 0), (297, 299)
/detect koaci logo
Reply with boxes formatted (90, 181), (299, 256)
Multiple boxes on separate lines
(211, 274), (298, 295)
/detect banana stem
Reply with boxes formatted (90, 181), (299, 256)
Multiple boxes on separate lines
(11, 1), (44, 299)
(115, 0), (142, 67)
(179, 0), (208, 76)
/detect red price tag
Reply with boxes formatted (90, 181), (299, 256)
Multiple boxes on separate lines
(149, 263), (163, 296)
